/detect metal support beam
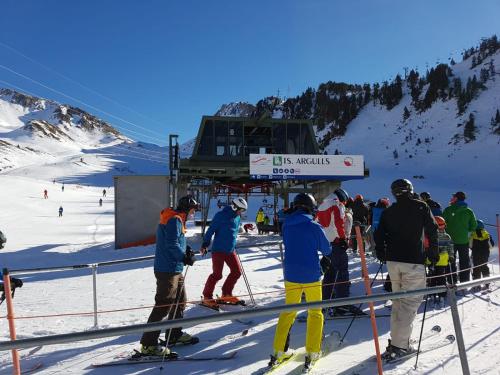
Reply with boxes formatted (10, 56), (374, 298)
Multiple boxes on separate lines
(447, 287), (471, 375)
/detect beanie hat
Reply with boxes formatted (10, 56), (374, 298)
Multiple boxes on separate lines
(453, 191), (466, 201)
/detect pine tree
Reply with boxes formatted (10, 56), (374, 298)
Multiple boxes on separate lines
(464, 113), (476, 141)
(403, 106), (410, 121)
(490, 60), (496, 81)
(496, 109), (500, 124)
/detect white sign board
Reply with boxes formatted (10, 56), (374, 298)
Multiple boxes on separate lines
(249, 154), (364, 180)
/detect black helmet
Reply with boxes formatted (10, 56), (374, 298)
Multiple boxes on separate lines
(390, 179), (413, 197)
(177, 195), (199, 212)
(334, 188), (349, 203)
(420, 192), (431, 200)
(293, 193), (317, 213)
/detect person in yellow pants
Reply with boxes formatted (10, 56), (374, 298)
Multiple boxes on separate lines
(270, 193), (331, 370)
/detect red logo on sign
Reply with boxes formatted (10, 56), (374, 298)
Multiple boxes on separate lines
(344, 157), (354, 167)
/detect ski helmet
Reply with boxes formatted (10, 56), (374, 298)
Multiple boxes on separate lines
(177, 195), (199, 212)
(378, 197), (391, 208)
(420, 192), (431, 200)
(334, 188), (349, 203)
(231, 197), (248, 212)
(476, 219), (484, 230)
(390, 179), (413, 197)
(434, 216), (446, 230)
(293, 193), (317, 213)
(355, 194), (364, 201)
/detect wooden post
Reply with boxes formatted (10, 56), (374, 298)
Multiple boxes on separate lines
(354, 227), (383, 375)
(3, 269), (21, 375)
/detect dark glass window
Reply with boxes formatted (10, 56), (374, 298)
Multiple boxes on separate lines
(214, 120), (228, 156)
(273, 123), (286, 154)
(228, 121), (243, 156)
(244, 125), (272, 156)
(301, 123), (315, 154)
(198, 120), (214, 155)
(286, 122), (300, 153)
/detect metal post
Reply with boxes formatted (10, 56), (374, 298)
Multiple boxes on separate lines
(3, 269), (20, 375)
(447, 287), (471, 375)
(92, 264), (98, 329)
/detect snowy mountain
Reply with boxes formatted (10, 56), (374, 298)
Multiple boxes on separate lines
(0, 88), (168, 184)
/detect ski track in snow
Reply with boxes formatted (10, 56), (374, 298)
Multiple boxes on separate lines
(0, 172), (499, 374)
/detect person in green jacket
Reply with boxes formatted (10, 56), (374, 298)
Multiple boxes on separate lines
(442, 191), (477, 284)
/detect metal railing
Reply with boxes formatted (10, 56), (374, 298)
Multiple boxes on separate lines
(2, 275), (498, 375)
(7, 240), (283, 328)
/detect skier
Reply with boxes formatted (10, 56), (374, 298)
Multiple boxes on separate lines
(277, 205), (289, 234)
(470, 219), (495, 292)
(317, 188), (362, 316)
(200, 197), (248, 309)
(58, 206), (63, 217)
(374, 179), (438, 360)
(61, 184), (65, 192)
(350, 194), (369, 253)
(256, 207), (265, 234)
(44, 189), (48, 199)
(442, 191), (477, 284)
(269, 193), (331, 371)
(243, 223), (255, 233)
(419, 192), (442, 216)
(99, 198), (103, 207)
(425, 216), (454, 306)
(102, 189), (107, 197)
(263, 215), (270, 226)
(139, 195), (199, 356)
(0, 268), (23, 304)
(370, 198), (390, 232)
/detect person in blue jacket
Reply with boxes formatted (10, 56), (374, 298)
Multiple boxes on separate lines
(200, 197), (248, 309)
(139, 195), (199, 357)
(269, 193), (331, 371)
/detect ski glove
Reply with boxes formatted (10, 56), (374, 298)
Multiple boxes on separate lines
(183, 246), (196, 266)
(320, 256), (331, 274)
(427, 245), (440, 266)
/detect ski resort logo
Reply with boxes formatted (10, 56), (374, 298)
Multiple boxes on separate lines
(251, 156), (270, 165)
(273, 156), (282, 166)
(343, 157), (354, 167)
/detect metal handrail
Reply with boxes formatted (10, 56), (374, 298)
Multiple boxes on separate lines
(8, 241), (282, 276)
(1, 275), (498, 351)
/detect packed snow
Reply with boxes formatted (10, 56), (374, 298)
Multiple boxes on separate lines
(0, 163), (499, 374)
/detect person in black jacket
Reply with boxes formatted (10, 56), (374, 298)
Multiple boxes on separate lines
(374, 179), (438, 360)
(419, 192), (442, 216)
(350, 195), (369, 254)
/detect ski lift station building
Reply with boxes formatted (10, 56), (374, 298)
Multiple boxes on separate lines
(114, 115), (367, 248)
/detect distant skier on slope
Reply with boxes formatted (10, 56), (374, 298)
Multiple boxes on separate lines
(99, 198), (103, 207)
(102, 189), (106, 197)
(44, 189), (48, 199)
(200, 197), (248, 309)
(269, 193), (331, 371)
(61, 184), (65, 192)
(58, 206), (63, 217)
(139, 195), (199, 356)
(374, 178), (438, 361)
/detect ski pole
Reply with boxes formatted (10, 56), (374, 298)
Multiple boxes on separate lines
(163, 265), (190, 357)
(235, 249), (256, 306)
(339, 261), (383, 345)
(414, 267), (431, 369)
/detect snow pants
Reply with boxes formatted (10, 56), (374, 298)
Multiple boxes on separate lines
(428, 265), (448, 298)
(322, 242), (349, 300)
(140, 272), (186, 346)
(472, 248), (490, 280)
(387, 261), (426, 350)
(203, 251), (242, 298)
(451, 244), (471, 283)
(273, 280), (323, 354)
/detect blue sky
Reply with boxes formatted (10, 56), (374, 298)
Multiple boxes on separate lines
(1, 0), (499, 146)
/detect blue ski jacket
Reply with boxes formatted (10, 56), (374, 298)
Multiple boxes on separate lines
(202, 206), (241, 253)
(282, 209), (332, 284)
(154, 217), (186, 273)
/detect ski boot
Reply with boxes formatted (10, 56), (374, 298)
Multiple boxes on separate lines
(165, 332), (200, 346)
(200, 296), (220, 311)
(381, 340), (415, 362)
(139, 344), (178, 359)
(217, 295), (246, 306)
(303, 352), (321, 373)
(268, 351), (294, 368)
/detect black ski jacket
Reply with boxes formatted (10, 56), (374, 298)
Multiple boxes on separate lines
(352, 199), (369, 225)
(374, 196), (438, 265)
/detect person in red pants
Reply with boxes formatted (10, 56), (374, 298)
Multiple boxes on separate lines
(200, 197), (248, 309)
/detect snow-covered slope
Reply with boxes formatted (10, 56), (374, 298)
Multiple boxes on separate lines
(0, 89), (168, 185)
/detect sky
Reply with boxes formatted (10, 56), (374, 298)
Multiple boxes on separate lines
(1, 0), (499, 146)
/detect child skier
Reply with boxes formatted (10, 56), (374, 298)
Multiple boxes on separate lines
(470, 219), (495, 292)
(425, 216), (454, 307)
(269, 193), (331, 372)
